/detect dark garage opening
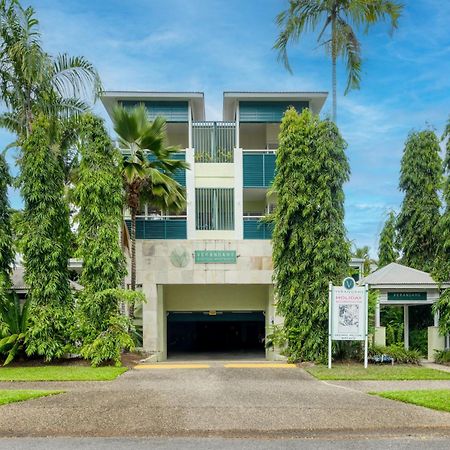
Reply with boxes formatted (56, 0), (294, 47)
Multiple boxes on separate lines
(167, 311), (266, 358)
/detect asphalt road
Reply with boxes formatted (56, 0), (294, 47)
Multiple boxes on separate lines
(0, 362), (449, 438)
(1, 436), (450, 450)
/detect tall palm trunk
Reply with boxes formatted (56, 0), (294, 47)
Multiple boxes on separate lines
(129, 206), (137, 318)
(331, 15), (337, 123)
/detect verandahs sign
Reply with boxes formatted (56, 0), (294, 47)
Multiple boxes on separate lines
(194, 250), (237, 264)
(387, 292), (427, 301)
(328, 278), (368, 369)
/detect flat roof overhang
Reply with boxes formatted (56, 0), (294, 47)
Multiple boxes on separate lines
(101, 91), (205, 121)
(223, 91), (328, 121)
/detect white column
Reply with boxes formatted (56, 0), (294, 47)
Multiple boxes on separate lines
(188, 101), (193, 149)
(186, 147), (196, 239)
(375, 299), (381, 328)
(235, 101), (240, 149)
(434, 310), (439, 327)
(404, 305), (409, 350)
(234, 147), (243, 239)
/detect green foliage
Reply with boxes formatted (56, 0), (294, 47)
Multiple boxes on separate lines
(434, 349), (450, 364)
(369, 344), (421, 364)
(0, 293), (30, 365)
(409, 328), (428, 356)
(433, 289), (450, 337)
(352, 245), (372, 276)
(0, 390), (63, 406)
(75, 289), (145, 366)
(271, 108), (350, 361)
(378, 211), (398, 267)
(397, 130), (442, 272)
(375, 390), (450, 413)
(19, 115), (73, 360)
(0, 154), (14, 285)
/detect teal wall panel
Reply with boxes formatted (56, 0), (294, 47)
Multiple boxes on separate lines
(243, 220), (273, 240)
(126, 219), (187, 239)
(243, 153), (276, 187)
(239, 101), (308, 123)
(121, 100), (188, 122)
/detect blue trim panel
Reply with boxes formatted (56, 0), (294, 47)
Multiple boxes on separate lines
(126, 218), (187, 239)
(120, 100), (189, 122)
(239, 101), (308, 122)
(243, 219), (273, 240)
(243, 153), (276, 187)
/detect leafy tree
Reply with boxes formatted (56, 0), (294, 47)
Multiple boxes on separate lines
(433, 118), (450, 337)
(378, 211), (398, 267)
(271, 108), (350, 361)
(0, 153), (14, 285)
(352, 245), (372, 276)
(112, 105), (187, 311)
(396, 130), (442, 272)
(72, 114), (141, 365)
(274, 0), (402, 121)
(19, 115), (72, 360)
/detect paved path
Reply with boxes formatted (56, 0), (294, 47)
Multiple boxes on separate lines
(1, 436), (450, 450)
(0, 363), (449, 438)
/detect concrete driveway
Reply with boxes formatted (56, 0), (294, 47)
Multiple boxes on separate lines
(0, 362), (449, 438)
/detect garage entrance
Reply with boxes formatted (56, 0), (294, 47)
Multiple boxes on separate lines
(167, 311), (265, 359)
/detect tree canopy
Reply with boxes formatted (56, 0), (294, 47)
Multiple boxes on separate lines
(378, 211), (398, 268)
(271, 108), (350, 361)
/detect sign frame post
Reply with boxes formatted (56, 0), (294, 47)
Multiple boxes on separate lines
(328, 278), (369, 369)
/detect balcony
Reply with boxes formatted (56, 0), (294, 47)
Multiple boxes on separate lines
(125, 216), (187, 240)
(193, 121), (235, 163)
(243, 216), (273, 240)
(243, 151), (276, 188)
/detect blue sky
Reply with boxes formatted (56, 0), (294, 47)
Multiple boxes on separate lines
(4, 0), (450, 255)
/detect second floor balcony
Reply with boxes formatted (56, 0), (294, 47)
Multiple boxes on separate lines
(125, 215), (187, 240)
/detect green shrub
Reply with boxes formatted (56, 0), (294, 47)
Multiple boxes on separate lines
(434, 349), (450, 364)
(409, 328), (428, 356)
(369, 344), (421, 364)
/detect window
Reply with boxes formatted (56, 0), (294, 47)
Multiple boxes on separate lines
(196, 188), (234, 230)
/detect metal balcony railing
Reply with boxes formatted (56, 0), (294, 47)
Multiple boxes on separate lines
(193, 121), (235, 163)
(125, 215), (187, 240)
(243, 216), (273, 240)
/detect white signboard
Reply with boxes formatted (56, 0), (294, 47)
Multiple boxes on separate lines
(328, 278), (368, 369)
(331, 285), (366, 341)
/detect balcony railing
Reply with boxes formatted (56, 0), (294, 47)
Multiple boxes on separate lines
(193, 121), (235, 163)
(243, 216), (273, 240)
(125, 216), (187, 240)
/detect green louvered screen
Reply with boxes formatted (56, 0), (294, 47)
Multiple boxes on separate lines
(239, 101), (308, 123)
(125, 218), (187, 239)
(243, 153), (276, 187)
(243, 219), (273, 239)
(121, 100), (188, 122)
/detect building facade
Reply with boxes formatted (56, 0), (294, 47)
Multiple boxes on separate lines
(102, 91), (363, 360)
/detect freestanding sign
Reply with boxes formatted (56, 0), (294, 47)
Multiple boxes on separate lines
(328, 278), (369, 369)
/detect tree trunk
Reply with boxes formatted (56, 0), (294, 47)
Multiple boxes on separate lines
(129, 206), (137, 318)
(331, 17), (337, 123)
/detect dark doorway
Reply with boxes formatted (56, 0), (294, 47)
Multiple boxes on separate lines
(167, 311), (265, 358)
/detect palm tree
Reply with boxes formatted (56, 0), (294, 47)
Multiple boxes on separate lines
(274, 0), (402, 121)
(0, 1), (101, 138)
(112, 105), (187, 313)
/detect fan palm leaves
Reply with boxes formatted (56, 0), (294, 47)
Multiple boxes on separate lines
(112, 105), (187, 309)
(274, 0), (403, 121)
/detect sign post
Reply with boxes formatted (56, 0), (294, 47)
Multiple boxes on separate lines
(328, 277), (369, 369)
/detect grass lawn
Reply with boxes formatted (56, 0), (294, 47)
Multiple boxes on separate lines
(306, 364), (450, 381)
(0, 390), (63, 406)
(0, 366), (127, 382)
(373, 390), (450, 413)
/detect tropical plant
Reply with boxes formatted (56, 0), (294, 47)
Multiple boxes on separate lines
(396, 130), (442, 272)
(0, 0), (101, 138)
(369, 344), (421, 364)
(352, 245), (372, 276)
(19, 115), (73, 360)
(0, 292), (30, 365)
(433, 119), (450, 337)
(271, 108), (350, 361)
(112, 105), (187, 309)
(274, 0), (402, 121)
(71, 114), (139, 365)
(0, 153), (14, 285)
(378, 210), (398, 267)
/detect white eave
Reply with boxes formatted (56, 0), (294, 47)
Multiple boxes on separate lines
(223, 91), (328, 120)
(101, 91), (205, 121)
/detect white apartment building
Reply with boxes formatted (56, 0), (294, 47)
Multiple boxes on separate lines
(101, 91), (364, 361)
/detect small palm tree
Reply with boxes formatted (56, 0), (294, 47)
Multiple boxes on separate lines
(112, 105), (187, 314)
(274, 0), (402, 121)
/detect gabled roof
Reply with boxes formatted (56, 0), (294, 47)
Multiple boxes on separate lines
(360, 262), (448, 288)
(11, 266), (83, 293)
